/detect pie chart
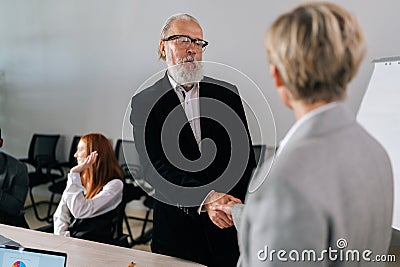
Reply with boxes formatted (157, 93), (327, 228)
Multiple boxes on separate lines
(12, 261), (27, 267)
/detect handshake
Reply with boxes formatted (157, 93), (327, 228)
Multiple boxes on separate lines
(204, 191), (242, 229)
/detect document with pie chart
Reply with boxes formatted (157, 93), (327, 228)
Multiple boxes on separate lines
(12, 261), (27, 267)
(2, 251), (40, 267)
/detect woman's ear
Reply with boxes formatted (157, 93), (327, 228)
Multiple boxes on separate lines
(269, 65), (284, 88)
(270, 64), (294, 109)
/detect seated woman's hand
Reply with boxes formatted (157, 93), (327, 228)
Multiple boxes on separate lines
(70, 151), (98, 173)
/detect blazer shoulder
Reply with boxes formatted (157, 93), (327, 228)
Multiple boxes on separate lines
(133, 78), (166, 98)
(201, 76), (239, 94)
(1, 153), (28, 174)
(131, 77), (173, 107)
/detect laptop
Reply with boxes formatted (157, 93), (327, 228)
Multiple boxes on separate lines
(0, 235), (20, 247)
(0, 245), (67, 267)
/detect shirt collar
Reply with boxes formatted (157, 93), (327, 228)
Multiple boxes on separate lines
(167, 72), (199, 93)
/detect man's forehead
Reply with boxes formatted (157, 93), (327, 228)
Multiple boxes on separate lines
(168, 20), (203, 38)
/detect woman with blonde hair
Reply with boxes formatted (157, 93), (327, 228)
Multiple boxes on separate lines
(53, 133), (124, 243)
(213, 2), (392, 266)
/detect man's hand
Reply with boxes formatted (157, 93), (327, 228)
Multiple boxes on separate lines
(204, 192), (242, 229)
(210, 200), (237, 217)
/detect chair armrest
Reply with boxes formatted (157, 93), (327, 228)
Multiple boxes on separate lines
(48, 162), (65, 177)
(34, 155), (65, 179)
(19, 158), (34, 166)
(36, 224), (54, 233)
(121, 164), (141, 179)
(59, 161), (74, 169)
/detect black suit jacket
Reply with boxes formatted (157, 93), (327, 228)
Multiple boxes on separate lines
(0, 152), (29, 228)
(130, 73), (255, 266)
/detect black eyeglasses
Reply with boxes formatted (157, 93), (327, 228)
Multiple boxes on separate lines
(162, 35), (208, 51)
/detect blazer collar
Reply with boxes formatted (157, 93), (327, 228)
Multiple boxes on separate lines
(283, 102), (356, 149)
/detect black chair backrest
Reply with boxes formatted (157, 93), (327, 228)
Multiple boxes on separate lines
(252, 144), (266, 166)
(28, 134), (60, 167)
(67, 136), (81, 167)
(115, 139), (142, 179)
(115, 139), (149, 200)
(114, 139), (140, 165)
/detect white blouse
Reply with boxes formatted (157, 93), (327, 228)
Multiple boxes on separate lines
(53, 172), (123, 236)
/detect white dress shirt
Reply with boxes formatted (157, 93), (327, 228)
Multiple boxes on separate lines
(168, 75), (202, 148)
(168, 75), (210, 212)
(53, 172), (123, 236)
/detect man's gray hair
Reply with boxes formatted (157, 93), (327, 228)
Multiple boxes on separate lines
(158, 13), (200, 60)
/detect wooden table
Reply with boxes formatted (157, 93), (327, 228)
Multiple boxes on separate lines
(0, 224), (205, 267)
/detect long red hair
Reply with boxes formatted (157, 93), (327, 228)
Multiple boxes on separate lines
(80, 133), (123, 199)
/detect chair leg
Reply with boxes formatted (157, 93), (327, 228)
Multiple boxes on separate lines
(28, 188), (47, 222)
(27, 188), (53, 222)
(132, 209), (153, 245)
(133, 209), (152, 244)
(139, 228), (153, 244)
(123, 213), (135, 247)
(124, 208), (153, 246)
(46, 193), (56, 223)
(140, 209), (151, 237)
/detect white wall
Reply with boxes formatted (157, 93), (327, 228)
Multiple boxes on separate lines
(1, 0), (400, 160)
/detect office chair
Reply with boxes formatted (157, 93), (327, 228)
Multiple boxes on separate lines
(114, 139), (154, 247)
(38, 199), (130, 247)
(47, 136), (81, 219)
(252, 144), (267, 166)
(60, 135), (81, 169)
(110, 199), (130, 248)
(20, 134), (64, 222)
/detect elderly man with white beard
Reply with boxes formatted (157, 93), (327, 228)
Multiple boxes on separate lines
(130, 14), (256, 267)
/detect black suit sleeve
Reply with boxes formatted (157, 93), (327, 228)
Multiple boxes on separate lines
(0, 156), (29, 216)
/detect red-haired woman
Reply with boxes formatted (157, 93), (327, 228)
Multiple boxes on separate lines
(53, 133), (124, 243)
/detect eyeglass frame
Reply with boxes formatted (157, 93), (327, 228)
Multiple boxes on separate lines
(162, 35), (209, 51)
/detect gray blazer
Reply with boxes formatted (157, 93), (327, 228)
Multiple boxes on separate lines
(236, 103), (393, 266)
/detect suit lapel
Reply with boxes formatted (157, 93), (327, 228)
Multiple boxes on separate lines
(199, 80), (214, 138)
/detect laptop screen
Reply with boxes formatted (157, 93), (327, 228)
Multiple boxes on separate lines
(0, 245), (67, 267)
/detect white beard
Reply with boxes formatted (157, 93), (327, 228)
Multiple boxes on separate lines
(167, 55), (204, 86)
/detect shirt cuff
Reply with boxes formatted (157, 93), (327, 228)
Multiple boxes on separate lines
(197, 190), (215, 215)
(68, 172), (81, 185)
